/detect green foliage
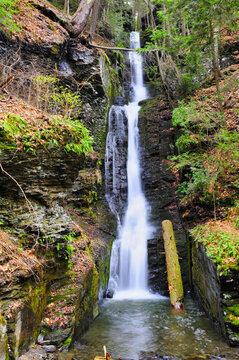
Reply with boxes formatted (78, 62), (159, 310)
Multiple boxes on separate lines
(62, 234), (76, 269)
(191, 224), (239, 275)
(38, 232), (76, 269)
(144, 0), (239, 96)
(48, 0), (79, 13)
(0, 113), (93, 156)
(33, 75), (82, 118)
(97, 0), (133, 46)
(0, 0), (20, 33)
(170, 100), (239, 206)
(1, 114), (28, 138)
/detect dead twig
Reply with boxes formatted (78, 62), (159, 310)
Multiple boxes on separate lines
(0, 65), (20, 91)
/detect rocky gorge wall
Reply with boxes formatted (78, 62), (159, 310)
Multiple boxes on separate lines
(0, 4), (120, 358)
(138, 95), (189, 295)
(0, 144), (114, 359)
(192, 241), (239, 346)
(0, 3), (238, 356)
(138, 93), (239, 347)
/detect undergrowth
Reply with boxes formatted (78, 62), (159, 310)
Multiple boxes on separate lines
(170, 94), (239, 214)
(0, 113), (93, 155)
(191, 224), (239, 275)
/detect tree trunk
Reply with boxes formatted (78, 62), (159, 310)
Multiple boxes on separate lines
(181, 18), (186, 36)
(212, 26), (223, 112)
(162, 220), (184, 310)
(90, 0), (100, 39)
(64, 0), (70, 15)
(67, 0), (95, 37)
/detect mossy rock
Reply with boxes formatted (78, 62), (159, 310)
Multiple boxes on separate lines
(0, 315), (9, 360)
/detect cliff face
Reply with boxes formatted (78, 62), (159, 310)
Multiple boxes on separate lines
(0, 1), (116, 359)
(192, 242), (239, 346)
(138, 96), (189, 295)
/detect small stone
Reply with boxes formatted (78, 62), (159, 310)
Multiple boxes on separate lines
(42, 345), (56, 353)
(37, 334), (44, 344)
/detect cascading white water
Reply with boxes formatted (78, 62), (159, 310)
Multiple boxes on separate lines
(106, 32), (154, 299)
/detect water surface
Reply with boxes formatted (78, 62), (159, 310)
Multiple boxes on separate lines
(59, 298), (239, 360)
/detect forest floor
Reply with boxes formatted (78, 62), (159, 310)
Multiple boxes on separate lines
(175, 61), (239, 270)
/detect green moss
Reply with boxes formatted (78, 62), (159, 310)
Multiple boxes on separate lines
(224, 302), (239, 336)
(0, 315), (9, 360)
(63, 337), (72, 347)
(139, 97), (160, 118)
(91, 265), (99, 299)
(191, 225), (239, 275)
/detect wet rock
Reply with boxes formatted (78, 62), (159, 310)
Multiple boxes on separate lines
(105, 105), (129, 219)
(138, 96), (189, 293)
(139, 351), (179, 360)
(114, 96), (128, 106)
(58, 60), (73, 77)
(106, 289), (114, 298)
(18, 345), (57, 359)
(0, 316), (8, 360)
(42, 345), (56, 352)
(192, 241), (239, 346)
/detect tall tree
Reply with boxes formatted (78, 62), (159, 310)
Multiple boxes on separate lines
(144, 0), (239, 103)
(67, 0), (95, 37)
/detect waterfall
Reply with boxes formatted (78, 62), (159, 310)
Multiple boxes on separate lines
(105, 32), (154, 299)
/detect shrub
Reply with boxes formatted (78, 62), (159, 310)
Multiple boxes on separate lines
(191, 224), (239, 275)
(0, 114), (93, 155)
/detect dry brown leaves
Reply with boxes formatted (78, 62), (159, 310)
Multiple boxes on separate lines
(0, 229), (43, 285)
(195, 64), (239, 132)
(10, 0), (68, 45)
(0, 94), (48, 128)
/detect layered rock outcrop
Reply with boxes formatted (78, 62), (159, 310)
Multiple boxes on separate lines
(0, 2), (117, 358)
(138, 96), (189, 295)
(192, 242), (239, 346)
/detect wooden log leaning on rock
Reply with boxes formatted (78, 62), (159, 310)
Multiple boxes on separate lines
(162, 220), (184, 310)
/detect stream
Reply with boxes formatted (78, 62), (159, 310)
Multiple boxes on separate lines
(59, 298), (239, 360)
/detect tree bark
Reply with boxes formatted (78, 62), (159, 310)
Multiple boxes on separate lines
(162, 220), (184, 310)
(67, 0), (95, 37)
(90, 0), (100, 39)
(30, 0), (96, 37)
(212, 26), (223, 112)
(64, 0), (70, 15)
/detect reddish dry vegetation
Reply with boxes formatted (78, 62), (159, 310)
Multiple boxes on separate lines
(0, 229), (44, 286)
(10, 0), (69, 44)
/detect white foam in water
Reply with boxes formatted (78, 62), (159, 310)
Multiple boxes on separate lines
(112, 290), (165, 301)
(106, 32), (156, 300)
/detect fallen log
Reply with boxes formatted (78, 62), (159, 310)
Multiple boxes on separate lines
(162, 220), (184, 310)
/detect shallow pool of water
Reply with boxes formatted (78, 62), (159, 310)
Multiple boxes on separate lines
(59, 297), (239, 360)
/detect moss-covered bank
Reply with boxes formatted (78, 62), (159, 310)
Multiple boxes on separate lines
(192, 240), (239, 346)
